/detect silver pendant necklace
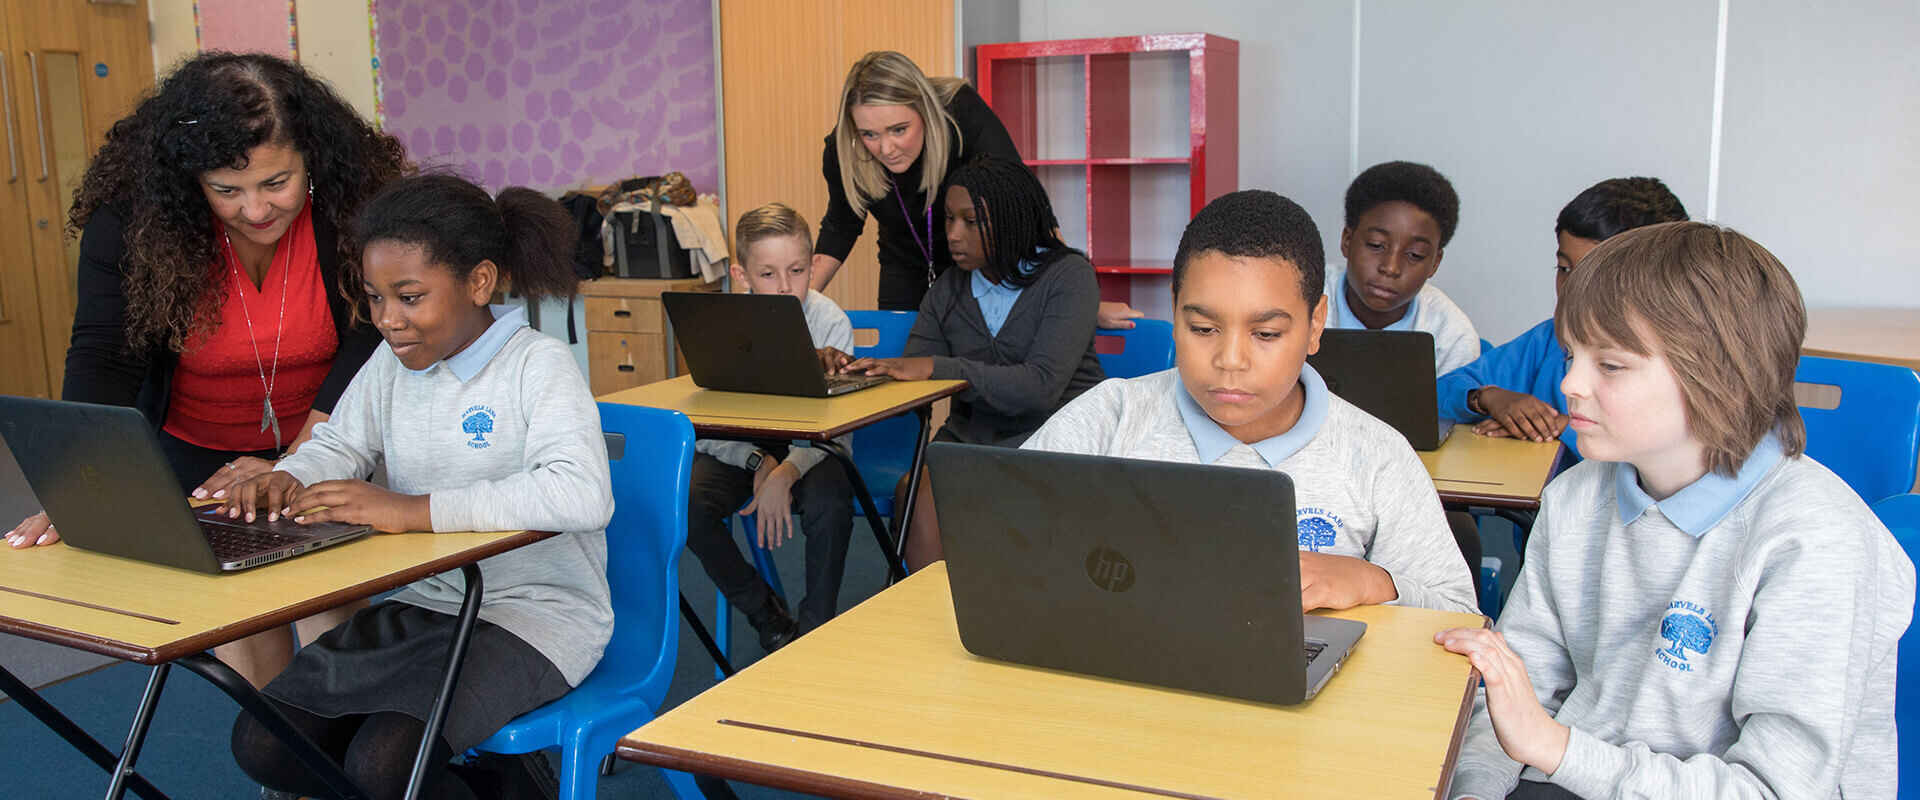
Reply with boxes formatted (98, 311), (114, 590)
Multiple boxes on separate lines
(222, 229), (291, 449)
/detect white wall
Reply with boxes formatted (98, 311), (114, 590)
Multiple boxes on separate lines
(1005, 0), (1920, 343)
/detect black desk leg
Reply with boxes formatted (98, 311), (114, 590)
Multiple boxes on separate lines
(814, 436), (909, 584)
(100, 664), (170, 800)
(1497, 508), (1538, 563)
(174, 653), (370, 800)
(405, 563), (485, 800)
(0, 661), (170, 799)
(678, 591), (736, 677)
(890, 407), (934, 569)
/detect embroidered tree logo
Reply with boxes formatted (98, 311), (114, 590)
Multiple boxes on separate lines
(1298, 517), (1337, 552)
(1660, 613), (1713, 661)
(463, 411), (493, 445)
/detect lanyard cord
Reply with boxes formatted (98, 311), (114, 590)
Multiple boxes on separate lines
(889, 173), (936, 286)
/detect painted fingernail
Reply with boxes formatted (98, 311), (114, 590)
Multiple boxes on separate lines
(293, 516), (306, 523)
(212, 489), (226, 499)
(35, 533), (50, 546)
(267, 512), (277, 522)
(192, 488), (207, 498)
(245, 512), (255, 523)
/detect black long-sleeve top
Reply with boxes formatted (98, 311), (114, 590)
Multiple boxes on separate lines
(817, 83), (1022, 310)
(63, 203), (382, 438)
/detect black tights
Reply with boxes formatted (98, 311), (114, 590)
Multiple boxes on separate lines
(231, 700), (477, 800)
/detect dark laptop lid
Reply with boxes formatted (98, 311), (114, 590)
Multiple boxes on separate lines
(662, 292), (832, 397)
(0, 428), (39, 528)
(1308, 328), (1447, 449)
(929, 442), (1312, 704)
(0, 396), (223, 572)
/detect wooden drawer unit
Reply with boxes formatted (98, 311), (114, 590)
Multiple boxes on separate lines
(578, 276), (718, 394)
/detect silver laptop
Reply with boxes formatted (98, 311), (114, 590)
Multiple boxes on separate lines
(0, 396), (371, 573)
(1308, 329), (1455, 450)
(928, 442), (1366, 705)
(663, 292), (889, 397)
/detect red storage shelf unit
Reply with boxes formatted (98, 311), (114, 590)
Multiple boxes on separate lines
(976, 33), (1239, 307)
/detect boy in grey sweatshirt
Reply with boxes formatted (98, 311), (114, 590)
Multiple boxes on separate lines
(1438, 222), (1913, 800)
(1024, 190), (1477, 615)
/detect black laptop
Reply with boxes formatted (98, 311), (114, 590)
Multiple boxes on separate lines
(928, 442), (1367, 705)
(662, 292), (889, 397)
(1308, 329), (1455, 450)
(0, 396), (371, 573)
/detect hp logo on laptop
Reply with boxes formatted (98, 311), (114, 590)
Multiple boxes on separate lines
(1085, 547), (1135, 592)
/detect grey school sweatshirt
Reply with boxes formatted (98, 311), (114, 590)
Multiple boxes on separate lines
(275, 309), (615, 686)
(1451, 438), (1914, 800)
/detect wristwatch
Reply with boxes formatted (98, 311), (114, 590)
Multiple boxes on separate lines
(1467, 387), (1487, 416)
(745, 449), (769, 471)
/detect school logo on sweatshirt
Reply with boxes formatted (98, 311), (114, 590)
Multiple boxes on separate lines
(1296, 508), (1344, 552)
(1656, 600), (1718, 672)
(461, 405), (496, 450)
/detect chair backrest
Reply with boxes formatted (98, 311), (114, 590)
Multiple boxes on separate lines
(595, 402), (696, 701)
(1871, 493), (1920, 796)
(845, 310), (921, 506)
(846, 310), (917, 360)
(1795, 356), (1920, 504)
(1094, 319), (1176, 379)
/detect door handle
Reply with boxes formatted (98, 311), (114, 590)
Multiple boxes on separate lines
(26, 51), (48, 182)
(1, 51), (18, 183)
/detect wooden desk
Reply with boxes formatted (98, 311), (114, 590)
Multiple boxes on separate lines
(0, 529), (550, 800)
(618, 563), (1484, 799)
(1421, 424), (1563, 511)
(600, 376), (968, 582)
(1803, 308), (1920, 371)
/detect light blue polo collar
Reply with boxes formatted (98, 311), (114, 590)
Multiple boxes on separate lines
(406, 304), (527, 382)
(1615, 433), (1786, 537)
(1331, 266), (1419, 332)
(1172, 363), (1331, 466)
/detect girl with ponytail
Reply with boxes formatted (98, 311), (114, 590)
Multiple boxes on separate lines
(222, 173), (610, 799)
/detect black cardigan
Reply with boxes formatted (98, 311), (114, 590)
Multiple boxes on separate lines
(903, 251), (1106, 446)
(817, 83), (1023, 310)
(62, 203), (382, 437)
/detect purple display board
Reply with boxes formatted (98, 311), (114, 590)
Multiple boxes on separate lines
(374, 0), (718, 195)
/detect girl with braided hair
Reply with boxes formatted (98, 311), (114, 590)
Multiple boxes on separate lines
(839, 154), (1105, 567)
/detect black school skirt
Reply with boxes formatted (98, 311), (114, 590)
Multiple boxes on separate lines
(263, 602), (571, 752)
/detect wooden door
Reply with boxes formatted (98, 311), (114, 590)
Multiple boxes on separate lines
(720, 0), (954, 311)
(1, 0), (154, 397)
(0, 9), (46, 397)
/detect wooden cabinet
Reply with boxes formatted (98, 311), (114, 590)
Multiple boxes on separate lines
(578, 277), (718, 395)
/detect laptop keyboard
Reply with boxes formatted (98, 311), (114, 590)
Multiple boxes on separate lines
(199, 519), (307, 561)
(1303, 638), (1327, 663)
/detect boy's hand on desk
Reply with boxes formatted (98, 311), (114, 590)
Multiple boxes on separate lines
(842, 356), (933, 381)
(6, 511), (59, 548)
(1298, 552), (1398, 610)
(1472, 387), (1567, 443)
(1435, 627), (1569, 775)
(288, 480), (431, 533)
(192, 455), (277, 500)
(222, 471), (307, 523)
(817, 347), (854, 375)
(742, 460), (800, 548)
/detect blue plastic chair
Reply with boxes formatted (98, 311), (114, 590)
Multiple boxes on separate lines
(1095, 319), (1176, 379)
(1796, 356), (1920, 504)
(1870, 493), (1920, 797)
(843, 310), (922, 517)
(473, 403), (702, 800)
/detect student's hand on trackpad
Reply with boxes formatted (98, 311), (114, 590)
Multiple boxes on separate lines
(5, 511), (58, 548)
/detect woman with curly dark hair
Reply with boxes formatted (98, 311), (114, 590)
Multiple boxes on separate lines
(4, 52), (413, 687)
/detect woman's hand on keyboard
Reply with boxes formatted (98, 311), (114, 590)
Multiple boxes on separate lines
(222, 471), (307, 523)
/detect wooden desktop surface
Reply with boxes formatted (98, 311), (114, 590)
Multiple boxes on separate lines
(618, 563), (1486, 800)
(1421, 425), (1563, 510)
(0, 529), (549, 664)
(597, 375), (968, 440)
(1802, 308), (1920, 371)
